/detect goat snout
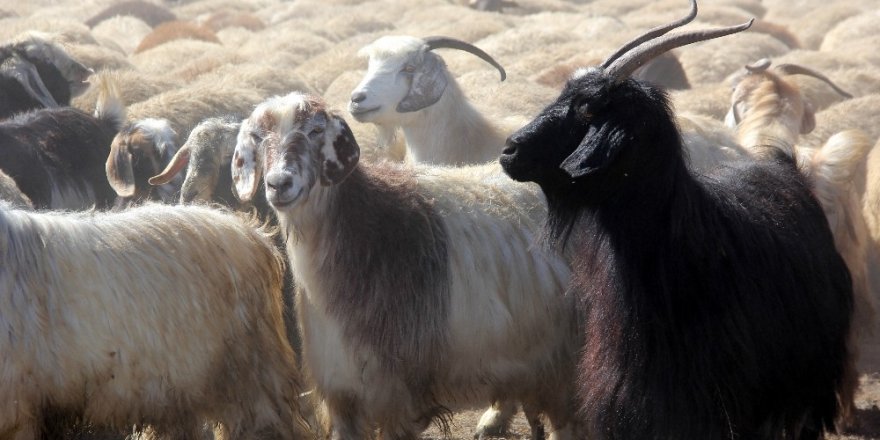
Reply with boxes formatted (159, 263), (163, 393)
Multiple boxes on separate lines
(350, 91), (367, 103)
(266, 172), (293, 193)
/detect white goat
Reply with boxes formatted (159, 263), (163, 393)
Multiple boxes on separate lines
(349, 35), (509, 165)
(0, 202), (307, 440)
(232, 92), (580, 440)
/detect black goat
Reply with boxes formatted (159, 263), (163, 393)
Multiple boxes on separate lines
(0, 76), (123, 210)
(500, 1), (854, 439)
(0, 34), (92, 120)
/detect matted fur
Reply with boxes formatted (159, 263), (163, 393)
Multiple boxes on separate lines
(0, 202), (306, 440)
(237, 92), (579, 440)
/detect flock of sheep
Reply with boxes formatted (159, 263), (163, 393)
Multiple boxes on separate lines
(1, 0), (879, 439)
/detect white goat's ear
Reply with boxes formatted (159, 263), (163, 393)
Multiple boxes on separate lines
(105, 137), (136, 197)
(2, 53), (59, 109)
(396, 53), (448, 113)
(231, 131), (262, 202)
(319, 113), (360, 185)
(800, 100), (816, 134)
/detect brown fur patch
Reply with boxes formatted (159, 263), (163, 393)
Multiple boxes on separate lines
(318, 161), (450, 377)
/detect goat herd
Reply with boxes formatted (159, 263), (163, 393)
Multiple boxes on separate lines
(2, 0), (879, 439)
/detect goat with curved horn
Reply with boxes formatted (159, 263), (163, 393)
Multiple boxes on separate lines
(600, 0), (698, 69)
(423, 36), (506, 81)
(606, 18), (755, 82)
(775, 63), (853, 98)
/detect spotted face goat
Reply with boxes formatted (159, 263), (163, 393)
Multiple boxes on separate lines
(233, 92), (580, 440)
(500, 1), (854, 439)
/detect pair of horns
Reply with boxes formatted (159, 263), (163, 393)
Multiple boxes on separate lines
(601, 0), (754, 82)
(745, 58), (852, 99)
(423, 36), (507, 81)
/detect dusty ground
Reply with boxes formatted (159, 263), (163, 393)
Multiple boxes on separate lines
(420, 374), (880, 439)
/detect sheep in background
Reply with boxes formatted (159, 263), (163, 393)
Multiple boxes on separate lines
(0, 169), (32, 208)
(676, 31), (789, 85)
(232, 92), (581, 440)
(0, 32), (92, 119)
(349, 35), (509, 165)
(0, 201), (308, 440)
(500, 6), (853, 439)
(90, 15), (154, 55)
(84, 0), (177, 28)
(134, 20), (221, 54)
(0, 71), (122, 210)
(106, 118), (182, 206)
(72, 69), (177, 115)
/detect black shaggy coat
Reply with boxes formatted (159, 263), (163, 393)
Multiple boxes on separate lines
(502, 69), (853, 440)
(0, 46), (74, 120)
(0, 107), (118, 209)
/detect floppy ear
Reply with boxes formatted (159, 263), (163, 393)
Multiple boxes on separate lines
(1, 53), (59, 108)
(105, 138), (136, 197)
(319, 113), (360, 185)
(231, 122), (262, 202)
(800, 100), (816, 134)
(560, 122), (627, 178)
(396, 53), (449, 113)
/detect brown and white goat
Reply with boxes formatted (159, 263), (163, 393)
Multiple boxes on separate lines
(232, 92), (580, 440)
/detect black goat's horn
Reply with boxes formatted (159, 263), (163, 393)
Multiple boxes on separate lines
(607, 19), (754, 83)
(775, 63), (853, 99)
(600, 0), (698, 69)
(423, 36), (506, 81)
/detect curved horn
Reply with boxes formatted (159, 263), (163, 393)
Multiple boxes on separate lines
(423, 36), (506, 81)
(148, 144), (190, 185)
(745, 58), (772, 73)
(774, 63), (852, 99)
(600, 0), (698, 69)
(607, 19), (754, 83)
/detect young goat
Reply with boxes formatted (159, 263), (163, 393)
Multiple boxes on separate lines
(232, 92), (580, 440)
(500, 2), (854, 439)
(106, 117), (182, 207)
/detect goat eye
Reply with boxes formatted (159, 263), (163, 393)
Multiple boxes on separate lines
(250, 132), (262, 144)
(402, 65), (416, 74)
(310, 126), (324, 135)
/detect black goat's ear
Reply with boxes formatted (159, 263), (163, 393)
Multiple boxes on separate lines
(560, 123), (626, 178)
(397, 53), (448, 113)
(319, 113), (360, 186)
(1, 53), (59, 109)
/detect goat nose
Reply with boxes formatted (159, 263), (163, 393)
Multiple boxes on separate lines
(266, 173), (293, 193)
(502, 137), (518, 155)
(350, 91), (367, 103)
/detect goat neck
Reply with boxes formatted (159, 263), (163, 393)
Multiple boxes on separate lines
(402, 79), (504, 165)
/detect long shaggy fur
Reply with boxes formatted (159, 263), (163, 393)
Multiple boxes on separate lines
(0, 202), (306, 440)
(237, 92), (580, 440)
(0, 75), (122, 210)
(501, 65), (853, 440)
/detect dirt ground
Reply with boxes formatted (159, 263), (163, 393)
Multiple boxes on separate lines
(420, 374), (880, 440)
(423, 333), (880, 440)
